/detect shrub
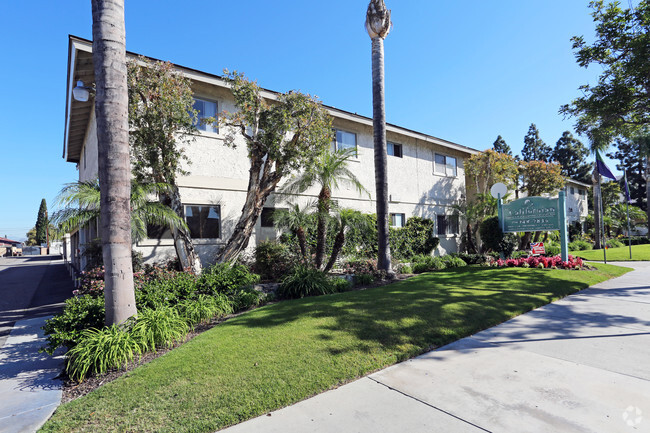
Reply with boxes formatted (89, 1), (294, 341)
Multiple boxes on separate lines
(479, 216), (503, 252)
(197, 263), (260, 296)
(177, 294), (233, 327)
(330, 277), (353, 292)
(131, 306), (189, 351)
(343, 258), (378, 277)
(412, 262), (430, 274)
(254, 241), (297, 281)
(544, 243), (560, 256)
(450, 253), (490, 265)
(499, 233), (518, 258)
(354, 273), (375, 285)
(440, 255), (467, 268)
(568, 240), (593, 251)
(606, 238), (624, 248)
(410, 256), (447, 273)
(65, 325), (142, 382)
(136, 271), (199, 309)
(400, 265), (413, 274)
(42, 295), (105, 354)
(277, 265), (334, 299)
(230, 288), (265, 311)
(390, 217), (440, 259)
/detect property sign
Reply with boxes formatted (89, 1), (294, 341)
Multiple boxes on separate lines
(501, 197), (560, 233)
(530, 242), (546, 255)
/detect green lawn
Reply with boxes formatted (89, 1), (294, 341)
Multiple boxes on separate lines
(575, 243), (650, 261)
(41, 264), (630, 433)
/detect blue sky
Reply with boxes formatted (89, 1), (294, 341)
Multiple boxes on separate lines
(0, 1), (621, 241)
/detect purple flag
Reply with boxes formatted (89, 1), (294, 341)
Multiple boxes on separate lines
(624, 171), (632, 203)
(596, 150), (616, 181)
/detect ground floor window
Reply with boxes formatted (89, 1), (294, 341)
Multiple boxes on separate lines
(390, 213), (406, 228)
(260, 207), (286, 228)
(437, 214), (459, 236)
(185, 205), (221, 239)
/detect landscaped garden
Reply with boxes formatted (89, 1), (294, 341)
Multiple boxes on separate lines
(40, 263), (629, 433)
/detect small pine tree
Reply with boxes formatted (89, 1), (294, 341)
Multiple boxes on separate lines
(521, 123), (552, 162)
(492, 135), (512, 156)
(552, 131), (592, 184)
(35, 199), (48, 245)
(608, 137), (647, 211)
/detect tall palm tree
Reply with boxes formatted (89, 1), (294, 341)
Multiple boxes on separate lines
(282, 148), (368, 269)
(91, 0), (136, 325)
(52, 179), (189, 244)
(366, 0), (393, 275)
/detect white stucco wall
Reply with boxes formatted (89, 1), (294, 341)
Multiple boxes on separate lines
(74, 75), (472, 265)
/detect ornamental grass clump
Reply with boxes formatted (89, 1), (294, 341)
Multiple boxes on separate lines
(178, 294), (233, 327)
(277, 265), (334, 299)
(131, 306), (189, 351)
(65, 325), (142, 382)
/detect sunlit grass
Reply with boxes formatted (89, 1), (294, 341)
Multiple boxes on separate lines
(41, 263), (629, 433)
(577, 243), (650, 261)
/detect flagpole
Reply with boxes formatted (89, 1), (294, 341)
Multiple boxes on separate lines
(599, 171), (607, 264)
(625, 170), (632, 259)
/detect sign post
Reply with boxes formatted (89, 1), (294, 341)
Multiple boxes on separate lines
(558, 190), (568, 262)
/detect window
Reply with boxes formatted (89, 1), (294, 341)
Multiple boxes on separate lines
(570, 187), (575, 195)
(260, 208), (285, 228)
(580, 189), (586, 196)
(437, 214), (459, 236)
(335, 130), (357, 153)
(434, 153), (457, 176)
(185, 205), (220, 238)
(146, 224), (172, 240)
(193, 98), (218, 133)
(390, 213), (406, 228)
(387, 142), (403, 158)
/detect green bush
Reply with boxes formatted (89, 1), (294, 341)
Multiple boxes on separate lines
(440, 255), (467, 268)
(131, 306), (189, 351)
(479, 216), (503, 252)
(230, 288), (265, 311)
(65, 325), (142, 382)
(390, 217), (440, 259)
(400, 265), (413, 274)
(544, 242), (561, 256)
(450, 253), (490, 265)
(254, 241), (296, 281)
(177, 294), (233, 327)
(330, 277), (353, 292)
(410, 256), (447, 273)
(353, 273), (375, 285)
(568, 240), (593, 251)
(277, 265), (334, 299)
(136, 271), (199, 309)
(42, 295), (105, 354)
(197, 263), (260, 296)
(499, 233), (518, 258)
(606, 238), (624, 248)
(510, 250), (529, 259)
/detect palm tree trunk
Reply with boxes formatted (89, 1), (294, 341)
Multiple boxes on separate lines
(91, 0), (137, 325)
(296, 227), (307, 260)
(324, 230), (345, 273)
(315, 187), (331, 269)
(370, 36), (393, 274)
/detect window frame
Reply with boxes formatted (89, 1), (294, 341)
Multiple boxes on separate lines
(184, 204), (221, 239)
(436, 214), (460, 236)
(387, 141), (403, 158)
(334, 129), (358, 155)
(192, 96), (219, 134)
(390, 213), (406, 228)
(434, 153), (457, 177)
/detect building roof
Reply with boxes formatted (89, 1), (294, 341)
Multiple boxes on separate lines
(0, 237), (22, 246)
(565, 178), (591, 188)
(63, 35), (480, 164)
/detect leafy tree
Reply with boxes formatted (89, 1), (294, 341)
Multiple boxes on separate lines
(216, 71), (333, 263)
(519, 160), (565, 198)
(552, 131), (592, 183)
(91, 0), (136, 325)
(25, 227), (38, 246)
(492, 135), (512, 156)
(366, 0), (393, 275)
(465, 149), (519, 196)
(282, 148), (368, 269)
(35, 198), (48, 245)
(127, 58), (202, 274)
(607, 203), (647, 235)
(521, 123), (552, 162)
(52, 180), (188, 245)
(608, 137), (647, 211)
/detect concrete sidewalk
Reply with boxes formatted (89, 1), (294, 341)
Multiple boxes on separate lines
(223, 262), (650, 433)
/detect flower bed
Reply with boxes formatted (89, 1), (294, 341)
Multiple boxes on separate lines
(491, 255), (584, 270)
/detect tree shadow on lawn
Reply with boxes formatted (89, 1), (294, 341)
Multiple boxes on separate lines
(229, 267), (634, 360)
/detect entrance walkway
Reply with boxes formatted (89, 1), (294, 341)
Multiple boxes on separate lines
(223, 262), (650, 433)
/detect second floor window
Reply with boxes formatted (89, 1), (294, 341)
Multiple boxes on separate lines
(193, 98), (218, 133)
(434, 153), (457, 177)
(335, 130), (357, 153)
(387, 142), (403, 158)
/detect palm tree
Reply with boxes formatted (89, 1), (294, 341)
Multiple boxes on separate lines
(282, 148), (368, 269)
(272, 202), (313, 260)
(324, 209), (369, 272)
(607, 203), (647, 236)
(53, 179), (188, 244)
(91, 0), (136, 325)
(366, 0), (393, 275)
